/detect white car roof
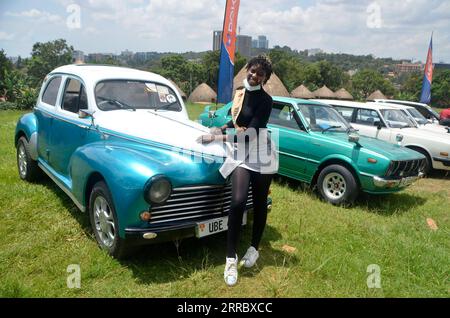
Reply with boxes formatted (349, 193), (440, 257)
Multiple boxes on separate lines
(367, 101), (413, 110)
(313, 99), (398, 111)
(374, 99), (430, 107)
(50, 64), (172, 87)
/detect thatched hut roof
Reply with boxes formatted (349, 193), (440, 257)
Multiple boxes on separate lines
(313, 85), (336, 99)
(290, 85), (315, 99)
(335, 88), (354, 100)
(188, 83), (217, 104)
(232, 65), (289, 97)
(168, 79), (187, 100)
(367, 90), (387, 101)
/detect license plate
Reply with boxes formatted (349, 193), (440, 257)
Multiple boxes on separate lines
(196, 212), (247, 238)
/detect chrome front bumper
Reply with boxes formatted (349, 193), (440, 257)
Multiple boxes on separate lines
(373, 173), (424, 188)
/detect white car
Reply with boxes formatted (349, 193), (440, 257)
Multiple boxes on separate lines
(366, 102), (450, 135)
(374, 99), (441, 124)
(315, 99), (450, 174)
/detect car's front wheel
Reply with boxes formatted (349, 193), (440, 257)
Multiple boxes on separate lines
(89, 181), (132, 259)
(17, 136), (41, 182)
(317, 164), (359, 205)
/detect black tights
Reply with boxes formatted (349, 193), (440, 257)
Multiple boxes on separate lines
(227, 167), (273, 258)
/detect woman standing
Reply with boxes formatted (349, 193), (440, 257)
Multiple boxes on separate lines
(198, 55), (278, 286)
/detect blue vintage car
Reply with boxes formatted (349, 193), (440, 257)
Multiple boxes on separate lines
(15, 65), (263, 258)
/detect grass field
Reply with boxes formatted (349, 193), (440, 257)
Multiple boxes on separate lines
(0, 108), (449, 298)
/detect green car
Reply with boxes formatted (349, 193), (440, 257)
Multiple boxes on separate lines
(199, 97), (426, 205)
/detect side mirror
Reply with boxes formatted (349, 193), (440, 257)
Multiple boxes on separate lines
(374, 121), (382, 130)
(208, 110), (217, 118)
(78, 109), (94, 119)
(348, 132), (361, 146)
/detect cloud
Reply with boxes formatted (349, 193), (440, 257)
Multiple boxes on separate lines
(1, 0), (449, 62)
(5, 9), (63, 24)
(0, 31), (15, 41)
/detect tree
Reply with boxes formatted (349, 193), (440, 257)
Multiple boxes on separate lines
(2, 69), (38, 108)
(0, 49), (13, 95)
(351, 69), (396, 100)
(27, 39), (73, 86)
(397, 72), (421, 101)
(431, 70), (450, 108)
(200, 50), (246, 92)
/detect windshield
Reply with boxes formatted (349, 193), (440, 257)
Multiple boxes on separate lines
(426, 106), (440, 119)
(380, 109), (416, 128)
(407, 108), (428, 125)
(95, 80), (182, 111)
(297, 103), (351, 132)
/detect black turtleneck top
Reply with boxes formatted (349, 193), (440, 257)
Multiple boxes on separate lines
(225, 87), (273, 142)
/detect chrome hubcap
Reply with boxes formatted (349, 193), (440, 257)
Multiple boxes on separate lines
(18, 144), (27, 177)
(93, 196), (115, 248)
(323, 172), (346, 200)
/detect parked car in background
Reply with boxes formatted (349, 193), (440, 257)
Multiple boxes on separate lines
(199, 97), (425, 205)
(374, 99), (441, 124)
(318, 99), (450, 174)
(366, 102), (450, 135)
(15, 65), (267, 258)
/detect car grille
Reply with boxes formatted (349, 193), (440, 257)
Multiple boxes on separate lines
(385, 159), (426, 178)
(148, 184), (253, 224)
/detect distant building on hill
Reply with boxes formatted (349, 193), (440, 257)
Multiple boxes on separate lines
(252, 35), (269, 49)
(212, 31), (254, 57)
(213, 30), (222, 51)
(72, 50), (84, 63)
(394, 61), (423, 74)
(434, 63), (450, 70)
(236, 35), (252, 57)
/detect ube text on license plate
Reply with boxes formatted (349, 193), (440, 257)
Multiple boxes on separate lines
(196, 212), (247, 238)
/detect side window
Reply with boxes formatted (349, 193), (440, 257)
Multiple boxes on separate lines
(333, 106), (354, 122)
(355, 109), (381, 126)
(269, 103), (302, 130)
(417, 107), (430, 119)
(42, 76), (62, 106)
(62, 78), (88, 113)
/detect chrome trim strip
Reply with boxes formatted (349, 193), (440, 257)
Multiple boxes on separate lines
(359, 172), (376, 178)
(150, 211), (224, 224)
(38, 162), (86, 212)
(163, 190), (253, 204)
(173, 184), (227, 191)
(373, 173), (423, 188)
(151, 197), (253, 215)
(277, 150), (320, 164)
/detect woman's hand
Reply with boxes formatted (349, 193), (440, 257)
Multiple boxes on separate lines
(196, 134), (216, 144)
(209, 127), (223, 135)
(236, 126), (247, 133)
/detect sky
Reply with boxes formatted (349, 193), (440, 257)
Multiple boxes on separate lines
(0, 0), (449, 63)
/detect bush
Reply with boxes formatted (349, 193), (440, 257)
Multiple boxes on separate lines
(0, 101), (19, 110)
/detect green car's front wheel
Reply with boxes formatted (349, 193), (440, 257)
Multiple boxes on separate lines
(317, 164), (359, 205)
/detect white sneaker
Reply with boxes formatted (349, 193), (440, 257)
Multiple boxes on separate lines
(241, 246), (259, 268)
(224, 256), (238, 286)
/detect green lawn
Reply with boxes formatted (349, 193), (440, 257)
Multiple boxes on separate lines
(0, 109), (449, 297)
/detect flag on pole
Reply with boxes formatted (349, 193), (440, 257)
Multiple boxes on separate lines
(419, 34), (433, 104)
(217, 0), (240, 104)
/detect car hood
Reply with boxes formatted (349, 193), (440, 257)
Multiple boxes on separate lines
(94, 110), (228, 158)
(320, 132), (425, 160)
(418, 123), (450, 135)
(400, 127), (450, 145)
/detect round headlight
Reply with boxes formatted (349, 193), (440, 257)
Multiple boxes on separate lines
(144, 176), (172, 204)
